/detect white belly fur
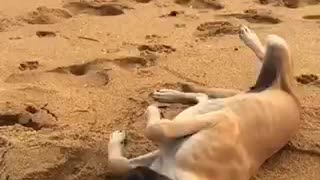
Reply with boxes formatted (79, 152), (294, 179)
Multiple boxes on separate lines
(150, 139), (187, 180)
(149, 98), (228, 179)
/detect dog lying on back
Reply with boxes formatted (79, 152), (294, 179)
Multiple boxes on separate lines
(107, 25), (301, 180)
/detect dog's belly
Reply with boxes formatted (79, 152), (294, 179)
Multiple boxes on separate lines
(150, 139), (187, 180)
(174, 129), (251, 180)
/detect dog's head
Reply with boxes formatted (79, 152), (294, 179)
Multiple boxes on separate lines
(122, 166), (172, 180)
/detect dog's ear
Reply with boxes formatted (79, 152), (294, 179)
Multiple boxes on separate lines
(122, 166), (172, 180)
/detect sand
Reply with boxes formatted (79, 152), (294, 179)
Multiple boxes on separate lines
(0, 0), (320, 179)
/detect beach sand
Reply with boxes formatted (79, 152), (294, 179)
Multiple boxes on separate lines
(0, 0), (320, 179)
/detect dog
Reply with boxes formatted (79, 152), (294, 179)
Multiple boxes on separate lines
(107, 25), (301, 180)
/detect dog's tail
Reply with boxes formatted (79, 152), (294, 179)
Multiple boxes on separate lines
(251, 35), (297, 99)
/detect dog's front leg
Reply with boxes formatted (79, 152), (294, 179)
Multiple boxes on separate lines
(108, 130), (131, 175)
(108, 130), (159, 175)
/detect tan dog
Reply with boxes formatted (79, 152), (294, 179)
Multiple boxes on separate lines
(107, 25), (301, 180)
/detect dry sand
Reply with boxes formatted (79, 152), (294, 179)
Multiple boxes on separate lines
(0, 0), (320, 179)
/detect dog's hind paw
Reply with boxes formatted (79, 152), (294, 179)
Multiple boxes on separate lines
(152, 89), (185, 103)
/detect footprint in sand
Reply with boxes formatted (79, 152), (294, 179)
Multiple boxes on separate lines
(17, 6), (72, 24)
(175, 0), (224, 10)
(0, 111), (45, 130)
(63, 1), (131, 16)
(6, 59), (111, 87)
(302, 15), (320, 20)
(6, 55), (159, 87)
(113, 54), (160, 79)
(258, 0), (299, 8)
(0, 17), (22, 32)
(113, 56), (157, 70)
(194, 21), (239, 40)
(295, 74), (319, 85)
(19, 61), (40, 71)
(138, 44), (176, 54)
(0, 103), (56, 130)
(261, 0), (320, 8)
(217, 9), (282, 24)
(36, 31), (57, 38)
(160, 10), (185, 18)
(47, 59), (111, 86)
(175, 23), (186, 28)
(145, 34), (166, 43)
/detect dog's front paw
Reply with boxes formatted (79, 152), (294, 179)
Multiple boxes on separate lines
(109, 130), (126, 145)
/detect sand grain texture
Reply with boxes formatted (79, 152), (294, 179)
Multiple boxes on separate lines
(0, 0), (320, 179)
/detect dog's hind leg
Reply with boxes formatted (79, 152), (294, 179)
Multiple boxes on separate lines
(152, 89), (208, 104)
(239, 25), (266, 78)
(151, 91), (210, 122)
(108, 130), (159, 175)
(239, 25), (265, 62)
